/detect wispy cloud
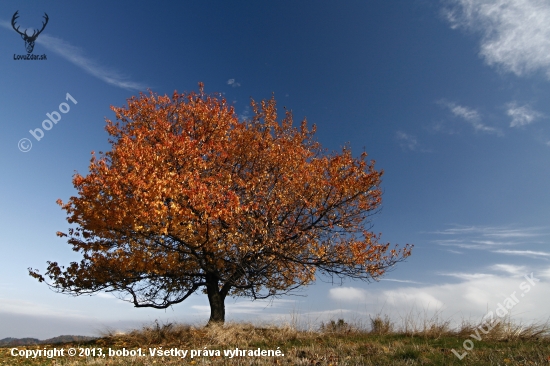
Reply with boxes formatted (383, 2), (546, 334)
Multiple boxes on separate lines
(439, 100), (502, 135)
(490, 264), (527, 276)
(438, 242), (487, 250)
(395, 131), (419, 151)
(227, 79), (241, 87)
(430, 121), (459, 135)
(506, 102), (544, 127)
(448, 103), (481, 122)
(37, 35), (148, 91)
(438, 272), (493, 280)
(444, 0), (550, 79)
(493, 249), (550, 258)
(0, 298), (91, 319)
(431, 225), (545, 238)
(430, 224), (549, 253)
(1, 20), (148, 91)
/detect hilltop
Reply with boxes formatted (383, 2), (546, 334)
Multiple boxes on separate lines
(0, 335), (96, 347)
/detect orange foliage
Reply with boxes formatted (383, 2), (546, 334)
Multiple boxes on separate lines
(29, 83), (412, 322)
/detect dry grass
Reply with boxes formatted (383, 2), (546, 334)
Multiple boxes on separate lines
(455, 315), (550, 341)
(1, 312), (550, 365)
(97, 319), (304, 350)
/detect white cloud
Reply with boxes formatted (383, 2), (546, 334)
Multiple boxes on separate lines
(431, 225), (545, 239)
(444, 0), (550, 79)
(439, 272), (493, 280)
(490, 264), (527, 276)
(395, 131), (419, 151)
(483, 229), (544, 239)
(325, 270), (550, 327)
(434, 238), (489, 250)
(442, 243), (486, 250)
(493, 249), (550, 258)
(449, 104), (481, 122)
(432, 225), (550, 258)
(227, 79), (241, 87)
(0, 298), (91, 319)
(438, 101), (501, 135)
(506, 102), (544, 127)
(329, 287), (369, 302)
(329, 286), (446, 310)
(471, 240), (503, 246)
(384, 291), (444, 310)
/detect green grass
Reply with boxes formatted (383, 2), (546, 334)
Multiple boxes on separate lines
(1, 314), (549, 365)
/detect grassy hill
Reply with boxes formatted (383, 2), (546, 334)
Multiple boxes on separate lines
(0, 335), (96, 347)
(1, 315), (549, 365)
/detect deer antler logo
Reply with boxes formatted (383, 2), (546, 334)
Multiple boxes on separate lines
(11, 11), (49, 54)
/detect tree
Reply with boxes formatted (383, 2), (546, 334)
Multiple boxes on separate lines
(29, 83), (412, 324)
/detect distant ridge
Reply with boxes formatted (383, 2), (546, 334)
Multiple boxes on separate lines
(0, 335), (97, 347)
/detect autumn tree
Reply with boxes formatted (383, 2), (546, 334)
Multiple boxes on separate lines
(30, 83), (412, 324)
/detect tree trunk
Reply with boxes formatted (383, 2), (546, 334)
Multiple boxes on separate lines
(205, 273), (226, 324)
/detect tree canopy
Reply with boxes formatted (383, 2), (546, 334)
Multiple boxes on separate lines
(30, 83), (412, 323)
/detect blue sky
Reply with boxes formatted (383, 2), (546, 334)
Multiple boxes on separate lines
(1, 0), (549, 339)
